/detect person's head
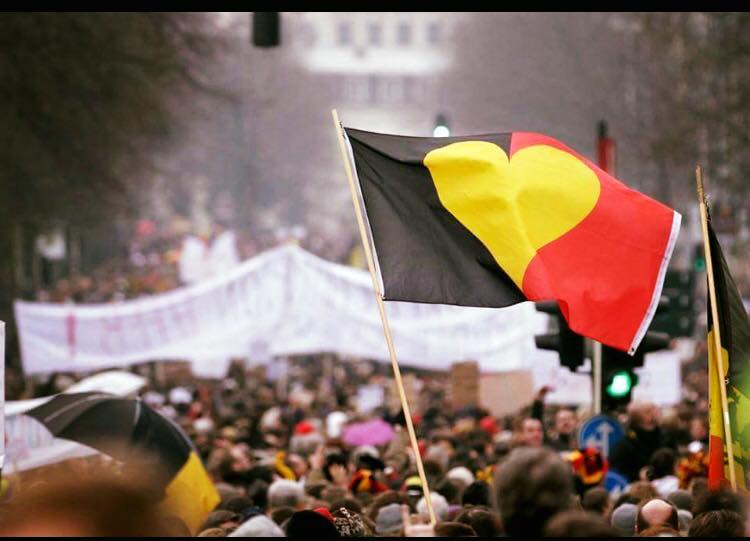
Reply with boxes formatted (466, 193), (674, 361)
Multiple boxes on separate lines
(328, 497), (363, 515)
(324, 452), (349, 484)
(455, 506), (503, 537)
(629, 481), (658, 503)
(416, 492), (449, 522)
(495, 447), (573, 537)
(0, 470), (168, 536)
(246, 479), (269, 511)
(462, 480), (492, 507)
(433, 434), (457, 457)
(285, 510), (341, 538)
(268, 479), (306, 510)
(331, 507), (367, 537)
(543, 510), (618, 537)
(321, 485), (348, 504)
(688, 509), (744, 537)
(220, 495), (254, 514)
(202, 510), (242, 531)
(666, 489), (693, 512)
(516, 417), (544, 447)
(228, 515), (284, 537)
(445, 466), (475, 490)
(270, 506), (295, 526)
(286, 453), (309, 480)
(611, 502), (638, 536)
(582, 486), (611, 516)
(637, 524), (681, 537)
(628, 402), (659, 432)
(435, 477), (461, 505)
(197, 526), (228, 537)
(555, 408), (577, 436)
(693, 488), (746, 518)
(648, 447), (677, 480)
(434, 521), (477, 537)
(374, 502), (403, 536)
(689, 416), (708, 442)
(636, 498), (679, 534)
(367, 490), (411, 522)
(613, 492), (640, 509)
(689, 476), (709, 501)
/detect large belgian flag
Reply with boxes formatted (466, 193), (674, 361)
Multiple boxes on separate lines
(706, 222), (750, 490)
(344, 128), (681, 353)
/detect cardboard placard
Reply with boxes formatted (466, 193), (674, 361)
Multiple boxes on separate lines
(479, 370), (534, 417)
(451, 361), (480, 409)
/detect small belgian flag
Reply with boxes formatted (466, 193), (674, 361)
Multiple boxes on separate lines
(706, 222), (750, 490)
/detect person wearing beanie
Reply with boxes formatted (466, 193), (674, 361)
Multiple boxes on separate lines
(403, 475), (423, 502)
(294, 420), (314, 435)
(445, 466), (475, 490)
(611, 502), (638, 536)
(332, 507), (367, 537)
(375, 502), (404, 535)
(314, 507), (335, 523)
(286, 510), (341, 538)
(416, 492), (449, 522)
(268, 479), (306, 510)
(229, 515), (284, 537)
(666, 489), (693, 511)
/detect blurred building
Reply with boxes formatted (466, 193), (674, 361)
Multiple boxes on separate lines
(155, 13), (694, 261)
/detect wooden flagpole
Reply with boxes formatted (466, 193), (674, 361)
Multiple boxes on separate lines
(696, 164), (737, 491)
(331, 109), (437, 525)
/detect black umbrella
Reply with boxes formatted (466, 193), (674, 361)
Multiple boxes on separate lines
(26, 391), (219, 533)
(28, 392), (184, 479)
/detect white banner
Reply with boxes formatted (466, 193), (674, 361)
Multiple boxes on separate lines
(15, 244), (547, 376)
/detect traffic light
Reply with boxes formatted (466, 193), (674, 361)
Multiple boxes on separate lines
(693, 244), (706, 273)
(252, 12), (280, 47)
(601, 329), (671, 411)
(433, 114), (450, 137)
(651, 269), (696, 337)
(534, 301), (585, 371)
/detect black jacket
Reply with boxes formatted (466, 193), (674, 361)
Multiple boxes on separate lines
(609, 426), (664, 482)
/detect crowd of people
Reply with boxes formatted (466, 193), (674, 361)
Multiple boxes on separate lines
(0, 352), (745, 537)
(35, 217), (359, 306)
(4, 215), (747, 536)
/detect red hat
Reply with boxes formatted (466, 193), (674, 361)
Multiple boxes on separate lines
(314, 507), (335, 523)
(294, 420), (314, 435)
(479, 415), (499, 435)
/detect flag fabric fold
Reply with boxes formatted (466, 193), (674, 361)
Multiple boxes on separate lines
(344, 128), (680, 353)
(706, 223), (750, 490)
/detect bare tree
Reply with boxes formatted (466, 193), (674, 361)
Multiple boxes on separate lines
(0, 13), (224, 374)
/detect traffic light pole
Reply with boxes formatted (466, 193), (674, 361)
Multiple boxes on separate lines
(592, 339), (602, 414)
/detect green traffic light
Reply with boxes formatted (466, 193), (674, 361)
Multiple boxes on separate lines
(606, 370), (633, 397)
(694, 258), (706, 272)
